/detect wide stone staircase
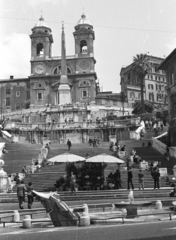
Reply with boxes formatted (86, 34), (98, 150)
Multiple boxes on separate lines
(0, 134), (170, 193)
(18, 139), (169, 192)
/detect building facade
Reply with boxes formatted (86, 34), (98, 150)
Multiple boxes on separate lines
(120, 55), (167, 109)
(0, 14), (97, 117)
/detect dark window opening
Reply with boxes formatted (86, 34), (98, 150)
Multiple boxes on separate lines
(80, 40), (87, 54)
(54, 68), (58, 74)
(6, 86), (11, 95)
(16, 103), (20, 110)
(37, 93), (42, 100)
(67, 67), (71, 74)
(38, 84), (41, 87)
(82, 90), (87, 98)
(37, 43), (44, 56)
(27, 91), (30, 99)
(6, 97), (11, 106)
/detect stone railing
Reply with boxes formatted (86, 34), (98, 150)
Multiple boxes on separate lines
(152, 137), (167, 155)
(169, 147), (176, 158)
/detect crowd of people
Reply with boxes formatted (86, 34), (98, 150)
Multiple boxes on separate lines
(107, 138), (163, 191)
(143, 119), (166, 137)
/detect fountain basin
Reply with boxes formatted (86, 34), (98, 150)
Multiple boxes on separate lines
(114, 201), (152, 218)
(114, 201), (152, 209)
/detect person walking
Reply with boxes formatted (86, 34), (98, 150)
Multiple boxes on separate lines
(67, 139), (72, 151)
(127, 167), (134, 190)
(26, 182), (34, 209)
(70, 172), (76, 195)
(152, 168), (160, 189)
(17, 180), (26, 209)
(138, 169), (144, 190)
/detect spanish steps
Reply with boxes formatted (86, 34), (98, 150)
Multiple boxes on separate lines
(0, 128), (170, 195)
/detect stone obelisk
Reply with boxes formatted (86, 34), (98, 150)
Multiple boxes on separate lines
(58, 22), (71, 105)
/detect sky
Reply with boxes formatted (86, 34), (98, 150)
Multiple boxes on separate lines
(0, 0), (176, 92)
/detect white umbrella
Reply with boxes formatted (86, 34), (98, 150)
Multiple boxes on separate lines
(48, 153), (85, 163)
(85, 153), (124, 164)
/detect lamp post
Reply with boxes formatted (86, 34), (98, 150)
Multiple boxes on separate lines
(120, 92), (126, 116)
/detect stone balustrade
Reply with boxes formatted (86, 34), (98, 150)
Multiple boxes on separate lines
(152, 137), (167, 155)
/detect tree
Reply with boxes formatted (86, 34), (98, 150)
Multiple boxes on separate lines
(133, 54), (151, 114)
(132, 100), (154, 115)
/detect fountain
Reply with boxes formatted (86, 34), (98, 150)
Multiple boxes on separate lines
(32, 190), (78, 227)
(114, 190), (152, 218)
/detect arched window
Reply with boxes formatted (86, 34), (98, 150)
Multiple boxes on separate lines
(37, 43), (44, 56)
(6, 86), (11, 95)
(130, 92), (135, 99)
(80, 40), (87, 54)
(53, 66), (71, 75)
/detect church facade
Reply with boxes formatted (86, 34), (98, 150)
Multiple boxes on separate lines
(0, 14), (97, 116)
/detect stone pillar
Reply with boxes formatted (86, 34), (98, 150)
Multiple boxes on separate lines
(13, 210), (20, 222)
(23, 215), (32, 229)
(0, 160), (8, 193)
(79, 204), (90, 226)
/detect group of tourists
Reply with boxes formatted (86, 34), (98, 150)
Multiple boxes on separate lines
(7, 173), (34, 209)
(88, 137), (101, 147)
(144, 118), (166, 137)
(17, 181), (34, 209)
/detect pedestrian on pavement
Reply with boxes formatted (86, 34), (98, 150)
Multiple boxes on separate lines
(127, 167), (134, 190)
(152, 168), (160, 189)
(70, 172), (76, 195)
(17, 180), (26, 209)
(7, 175), (13, 193)
(138, 169), (144, 190)
(26, 182), (34, 209)
(67, 139), (72, 150)
(114, 169), (121, 189)
(14, 173), (20, 185)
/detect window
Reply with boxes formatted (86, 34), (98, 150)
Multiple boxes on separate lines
(16, 103), (20, 110)
(170, 69), (174, 85)
(149, 93), (154, 101)
(127, 73), (131, 80)
(26, 82), (30, 88)
(6, 86), (11, 95)
(130, 92), (135, 99)
(138, 93), (141, 100)
(6, 97), (10, 106)
(37, 93), (43, 100)
(37, 43), (44, 56)
(151, 75), (153, 80)
(27, 91), (30, 99)
(155, 67), (159, 73)
(80, 40), (87, 54)
(53, 66), (71, 75)
(16, 91), (20, 97)
(38, 84), (41, 88)
(155, 76), (158, 81)
(148, 84), (153, 90)
(82, 90), (88, 98)
(156, 84), (158, 90)
(157, 93), (162, 101)
(17, 82), (20, 86)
